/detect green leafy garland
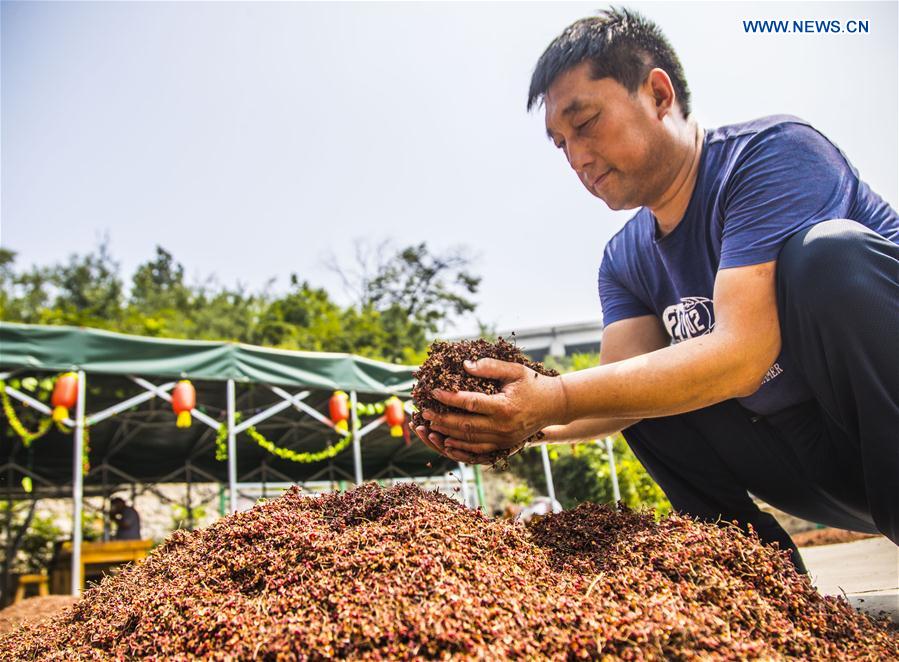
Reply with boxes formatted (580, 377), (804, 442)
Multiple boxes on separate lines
(1, 379), (90, 472)
(213, 396), (403, 464)
(214, 412), (354, 464)
(354, 401), (386, 417)
(1, 381), (57, 446)
(2, 378), (399, 470)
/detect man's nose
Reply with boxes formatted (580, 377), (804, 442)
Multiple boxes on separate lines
(566, 140), (594, 175)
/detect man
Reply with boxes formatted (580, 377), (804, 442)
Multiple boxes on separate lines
(110, 497), (142, 541)
(413, 8), (898, 569)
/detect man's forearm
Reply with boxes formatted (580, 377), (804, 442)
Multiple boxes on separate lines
(536, 417), (638, 446)
(551, 261), (781, 425)
(558, 330), (772, 423)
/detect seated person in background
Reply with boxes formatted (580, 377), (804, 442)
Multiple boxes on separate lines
(110, 497), (141, 541)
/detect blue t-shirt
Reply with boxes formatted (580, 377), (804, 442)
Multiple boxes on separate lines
(598, 115), (899, 415)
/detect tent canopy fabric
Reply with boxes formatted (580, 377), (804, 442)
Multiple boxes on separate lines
(0, 322), (416, 394)
(0, 323), (453, 497)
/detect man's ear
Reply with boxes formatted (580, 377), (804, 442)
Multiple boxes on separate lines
(645, 68), (676, 119)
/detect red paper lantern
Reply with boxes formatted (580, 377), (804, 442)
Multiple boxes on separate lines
(329, 391), (349, 433)
(385, 396), (405, 438)
(51, 372), (78, 422)
(172, 380), (196, 428)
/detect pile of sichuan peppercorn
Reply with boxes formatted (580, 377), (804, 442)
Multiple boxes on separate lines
(411, 337), (559, 462)
(2, 484), (896, 660)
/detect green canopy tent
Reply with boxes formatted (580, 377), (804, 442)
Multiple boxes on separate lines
(1, 322), (468, 594)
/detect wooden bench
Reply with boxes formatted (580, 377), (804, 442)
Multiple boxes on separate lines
(14, 573), (49, 603)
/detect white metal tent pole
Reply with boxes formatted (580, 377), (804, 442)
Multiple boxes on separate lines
(457, 463), (470, 507)
(604, 437), (621, 505)
(350, 391), (363, 485)
(226, 379), (238, 513)
(539, 444), (558, 511)
(71, 370), (86, 596)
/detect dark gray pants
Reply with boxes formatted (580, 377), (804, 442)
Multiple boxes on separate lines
(623, 220), (899, 570)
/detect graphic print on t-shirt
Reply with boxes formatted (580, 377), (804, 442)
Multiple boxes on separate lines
(662, 294), (784, 387)
(662, 296), (715, 342)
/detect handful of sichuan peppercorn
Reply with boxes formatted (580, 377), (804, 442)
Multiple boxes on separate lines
(411, 337), (559, 462)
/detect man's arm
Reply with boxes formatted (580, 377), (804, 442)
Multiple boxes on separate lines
(557, 261), (780, 419)
(426, 261), (780, 455)
(537, 418), (629, 445)
(528, 314), (668, 445)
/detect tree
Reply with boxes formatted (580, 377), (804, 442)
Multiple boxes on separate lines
(326, 239), (480, 337)
(130, 246), (190, 312)
(51, 238), (124, 325)
(188, 283), (266, 343)
(120, 246), (197, 338)
(253, 276), (343, 350)
(0, 239), (482, 365)
(366, 242), (480, 333)
(0, 249), (54, 324)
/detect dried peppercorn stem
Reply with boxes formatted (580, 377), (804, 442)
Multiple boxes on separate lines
(2, 484), (896, 659)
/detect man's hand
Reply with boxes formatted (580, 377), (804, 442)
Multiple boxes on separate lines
(412, 424), (499, 465)
(413, 358), (569, 460)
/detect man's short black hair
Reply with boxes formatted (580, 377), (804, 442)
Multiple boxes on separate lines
(527, 7), (692, 117)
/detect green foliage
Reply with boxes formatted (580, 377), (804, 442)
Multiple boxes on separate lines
(130, 246), (190, 312)
(507, 352), (671, 515)
(54, 239), (125, 323)
(81, 510), (105, 542)
(2, 381), (50, 443)
(0, 240), (479, 365)
(503, 484), (535, 506)
(509, 437), (671, 514)
(0, 501), (61, 574)
(0, 249), (54, 324)
(542, 352), (601, 374)
(171, 504), (207, 531)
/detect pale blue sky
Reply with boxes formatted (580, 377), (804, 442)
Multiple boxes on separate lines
(3, 1), (896, 336)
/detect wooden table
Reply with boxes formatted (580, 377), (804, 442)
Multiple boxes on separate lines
(51, 539), (155, 594)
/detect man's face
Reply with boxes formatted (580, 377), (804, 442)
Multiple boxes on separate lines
(544, 61), (671, 211)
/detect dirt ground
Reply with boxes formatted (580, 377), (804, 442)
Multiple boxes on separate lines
(793, 528), (880, 548)
(0, 596), (77, 635)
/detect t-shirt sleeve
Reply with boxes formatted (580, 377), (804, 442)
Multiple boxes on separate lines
(719, 123), (856, 269)
(598, 245), (654, 325)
